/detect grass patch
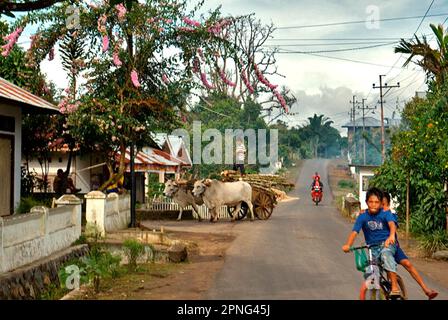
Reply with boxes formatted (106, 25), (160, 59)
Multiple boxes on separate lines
(78, 262), (182, 300)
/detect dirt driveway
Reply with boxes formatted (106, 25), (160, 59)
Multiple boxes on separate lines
(75, 220), (238, 300)
(138, 221), (237, 300)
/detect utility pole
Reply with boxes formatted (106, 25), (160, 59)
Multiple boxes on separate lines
(373, 75), (400, 163)
(130, 143), (136, 228)
(349, 96), (359, 163)
(357, 98), (376, 165)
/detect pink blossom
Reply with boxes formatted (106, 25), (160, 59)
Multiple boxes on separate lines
(1, 27), (23, 57)
(97, 14), (107, 34)
(115, 4), (127, 21)
(131, 70), (141, 88)
(183, 17), (201, 27)
(164, 19), (173, 24)
(200, 72), (214, 90)
(102, 35), (109, 52)
(253, 63), (277, 90)
(197, 48), (205, 61)
(178, 26), (195, 32)
(48, 47), (55, 61)
(208, 19), (232, 36)
(241, 69), (255, 94)
(192, 57), (200, 73)
(162, 74), (170, 84)
(219, 69), (236, 87)
(273, 90), (288, 112)
(112, 136), (117, 142)
(113, 51), (122, 66)
(29, 34), (39, 49)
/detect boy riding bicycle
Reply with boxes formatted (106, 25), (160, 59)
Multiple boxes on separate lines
(342, 187), (401, 297)
(382, 192), (438, 299)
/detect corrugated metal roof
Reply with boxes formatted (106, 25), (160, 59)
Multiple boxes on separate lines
(342, 117), (388, 128)
(118, 147), (181, 167)
(0, 77), (58, 112)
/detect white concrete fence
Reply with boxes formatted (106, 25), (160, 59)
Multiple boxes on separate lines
(0, 195), (82, 273)
(146, 196), (229, 220)
(85, 191), (131, 237)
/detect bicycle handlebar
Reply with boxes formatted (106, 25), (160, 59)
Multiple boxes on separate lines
(350, 243), (383, 251)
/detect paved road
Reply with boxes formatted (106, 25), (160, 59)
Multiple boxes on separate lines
(205, 159), (448, 300)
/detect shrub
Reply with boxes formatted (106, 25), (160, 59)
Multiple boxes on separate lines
(59, 245), (122, 293)
(123, 239), (145, 271)
(16, 197), (48, 214)
(338, 180), (355, 189)
(417, 230), (448, 257)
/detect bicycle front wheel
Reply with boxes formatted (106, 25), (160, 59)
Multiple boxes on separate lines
(359, 283), (386, 300)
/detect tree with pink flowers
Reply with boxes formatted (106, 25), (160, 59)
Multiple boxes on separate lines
(9, 0), (270, 190)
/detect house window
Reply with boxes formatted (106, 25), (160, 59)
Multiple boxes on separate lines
(0, 115), (15, 133)
(362, 175), (373, 192)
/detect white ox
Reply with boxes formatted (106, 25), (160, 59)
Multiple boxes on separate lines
(163, 180), (204, 221)
(192, 179), (254, 222)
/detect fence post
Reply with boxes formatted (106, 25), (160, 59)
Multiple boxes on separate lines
(30, 206), (49, 256)
(85, 191), (107, 237)
(0, 217), (3, 273)
(54, 195), (83, 237)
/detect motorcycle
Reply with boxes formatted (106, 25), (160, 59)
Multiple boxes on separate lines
(311, 185), (323, 205)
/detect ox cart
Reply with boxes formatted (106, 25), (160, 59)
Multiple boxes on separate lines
(175, 171), (294, 221)
(220, 171), (294, 220)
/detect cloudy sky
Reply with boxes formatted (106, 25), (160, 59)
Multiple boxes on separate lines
(197, 0), (448, 133)
(34, 0), (448, 134)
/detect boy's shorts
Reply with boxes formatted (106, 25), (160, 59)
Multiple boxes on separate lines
(394, 246), (409, 263)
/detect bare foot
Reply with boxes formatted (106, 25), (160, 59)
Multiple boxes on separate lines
(426, 290), (438, 300)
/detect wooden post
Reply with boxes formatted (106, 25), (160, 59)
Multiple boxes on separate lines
(445, 181), (448, 234)
(406, 172), (410, 247)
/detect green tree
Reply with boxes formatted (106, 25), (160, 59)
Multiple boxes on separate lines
(301, 114), (341, 158)
(395, 23), (448, 85)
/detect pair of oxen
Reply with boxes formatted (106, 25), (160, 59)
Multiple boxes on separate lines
(163, 179), (254, 222)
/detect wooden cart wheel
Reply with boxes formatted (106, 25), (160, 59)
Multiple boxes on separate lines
(227, 202), (248, 220)
(254, 192), (274, 220)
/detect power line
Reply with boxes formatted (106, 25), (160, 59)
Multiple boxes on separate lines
(277, 51), (408, 69)
(414, 0), (435, 35)
(276, 12), (446, 30)
(266, 36), (431, 41)
(276, 41), (398, 54)
(264, 41), (394, 47)
(383, 0), (436, 80)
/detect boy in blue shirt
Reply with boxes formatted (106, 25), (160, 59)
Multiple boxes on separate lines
(382, 192), (438, 299)
(342, 187), (401, 296)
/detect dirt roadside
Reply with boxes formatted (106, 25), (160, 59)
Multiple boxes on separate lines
(327, 159), (448, 293)
(72, 221), (236, 300)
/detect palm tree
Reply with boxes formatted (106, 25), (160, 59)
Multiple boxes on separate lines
(395, 23), (448, 84)
(303, 114), (334, 158)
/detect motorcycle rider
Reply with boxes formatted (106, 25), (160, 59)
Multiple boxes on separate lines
(310, 173), (323, 191)
(310, 173), (323, 202)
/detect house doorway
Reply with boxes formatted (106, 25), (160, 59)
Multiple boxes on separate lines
(0, 135), (13, 215)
